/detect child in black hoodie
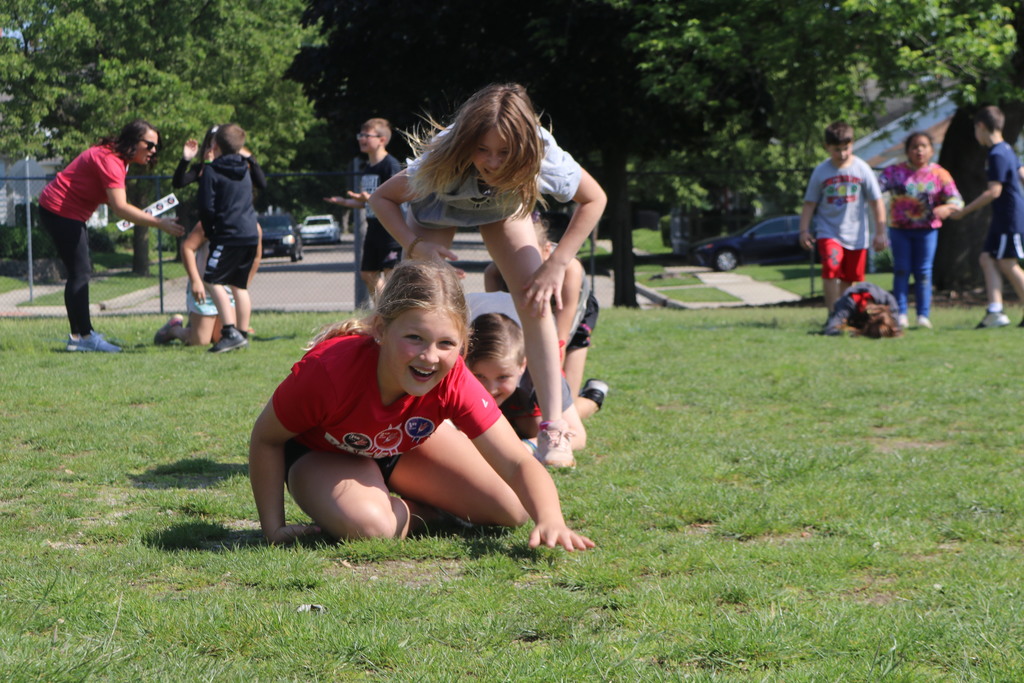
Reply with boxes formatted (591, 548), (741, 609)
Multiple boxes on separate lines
(197, 123), (259, 353)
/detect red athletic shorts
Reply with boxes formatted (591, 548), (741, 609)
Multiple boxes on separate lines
(817, 238), (867, 282)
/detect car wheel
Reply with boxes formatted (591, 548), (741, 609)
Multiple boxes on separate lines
(291, 248), (299, 262)
(714, 249), (739, 272)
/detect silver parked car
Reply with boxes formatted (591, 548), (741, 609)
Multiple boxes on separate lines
(299, 214), (341, 244)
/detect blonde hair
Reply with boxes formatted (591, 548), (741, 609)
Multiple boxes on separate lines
(362, 117), (391, 143)
(406, 83), (545, 219)
(307, 260), (470, 351)
(467, 313), (525, 367)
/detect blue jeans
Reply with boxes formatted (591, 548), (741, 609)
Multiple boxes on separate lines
(889, 227), (938, 318)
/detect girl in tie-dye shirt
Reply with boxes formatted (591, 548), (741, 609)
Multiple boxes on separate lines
(878, 131), (963, 327)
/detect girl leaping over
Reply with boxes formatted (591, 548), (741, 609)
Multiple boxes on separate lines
(369, 83), (607, 468)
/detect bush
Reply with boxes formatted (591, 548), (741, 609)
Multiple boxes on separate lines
(872, 247), (893, 273)
(0, 222), (56, 259)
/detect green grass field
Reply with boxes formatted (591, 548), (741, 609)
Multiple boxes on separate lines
(1, 304), (1022, 680)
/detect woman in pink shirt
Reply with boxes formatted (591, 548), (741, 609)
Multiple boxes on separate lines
(39, 119), (184, 352)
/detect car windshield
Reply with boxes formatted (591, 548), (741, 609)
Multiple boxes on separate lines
(260, 216), (292, 232)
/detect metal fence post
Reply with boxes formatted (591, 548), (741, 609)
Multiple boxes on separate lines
(351, 157), (368, 308)
(155, 176), (164, 314)
(24, 157), (34, 302)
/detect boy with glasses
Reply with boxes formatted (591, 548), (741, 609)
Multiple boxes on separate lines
(326, 118), (404, 303)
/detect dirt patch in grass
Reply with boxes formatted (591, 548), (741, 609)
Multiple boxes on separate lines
(867, 437), (950, 454)
(327, 558), (464, 588)
(844, 574), (904, 606)
(754, 528), (817, 544)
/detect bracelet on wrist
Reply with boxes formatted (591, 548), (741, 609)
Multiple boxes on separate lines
(408, 236), (423, 258)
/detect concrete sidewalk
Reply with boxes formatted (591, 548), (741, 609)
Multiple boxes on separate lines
(634, 264), (802, 310)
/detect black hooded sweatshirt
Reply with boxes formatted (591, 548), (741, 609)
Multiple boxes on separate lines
(197, 153), (259, 245)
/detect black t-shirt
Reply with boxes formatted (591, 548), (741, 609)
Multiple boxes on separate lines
(358, 154), (402, 219)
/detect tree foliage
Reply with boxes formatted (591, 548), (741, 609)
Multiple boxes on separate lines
(629, 0), (1024, 290)
(7, 0), (1020, 289)
(0, 0), (316, 167)
(0, 0), (318, 273)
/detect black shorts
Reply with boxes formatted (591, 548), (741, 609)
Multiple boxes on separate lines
(360, 219), (402, 272)
(567, 290), (600, 350)
(204, 243), (257, 289)
(983, 228), (1024, 259)
(283, 438), (401, 487)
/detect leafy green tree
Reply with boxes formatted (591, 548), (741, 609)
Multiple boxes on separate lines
(290, 0), (1024, 297)
(626, 0), (1024, 290)
(0, 0), (317, 274)
(291, 0), (703, 305)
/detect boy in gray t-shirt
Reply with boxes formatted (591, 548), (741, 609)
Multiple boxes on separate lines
(799, 121), (887, 313)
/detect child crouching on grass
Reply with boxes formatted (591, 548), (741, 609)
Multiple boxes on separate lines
(822, 281), (903, 338)
(467, 312), (587, 468)
(248, 260), (594, 551)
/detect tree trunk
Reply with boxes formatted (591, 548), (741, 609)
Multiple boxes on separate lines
(601, 145), (637, 307)
(935, 107), (987, 292)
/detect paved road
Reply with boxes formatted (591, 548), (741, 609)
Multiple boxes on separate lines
(0, 233), (617, 318)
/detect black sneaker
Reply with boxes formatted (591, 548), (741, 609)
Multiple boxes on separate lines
(208, 326), (249, 353)
(578, 378), (609, 410)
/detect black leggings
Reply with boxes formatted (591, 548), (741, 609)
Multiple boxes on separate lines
(40, 206), (93, 336)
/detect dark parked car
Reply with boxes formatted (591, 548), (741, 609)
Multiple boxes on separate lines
(690, 215), (809, 271)
(259, 214), (303, 262)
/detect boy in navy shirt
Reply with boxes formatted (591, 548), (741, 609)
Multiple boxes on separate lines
(950, 105), (1024, 328)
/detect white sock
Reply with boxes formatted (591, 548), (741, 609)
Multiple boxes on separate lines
(987, 303), (1004, 314)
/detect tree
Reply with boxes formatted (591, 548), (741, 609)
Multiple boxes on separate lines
(933, 7), (1024, 291)
(625, 0), (1024, 290)
(291, 0), (718, 306)
(827, 0), (1020, 292)
(0, 0), (317, 274)
(289, 0), (1024, 298)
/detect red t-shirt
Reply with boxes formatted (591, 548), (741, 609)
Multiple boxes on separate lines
(273, 335), (501, 459)
(39, 145), (128, 221)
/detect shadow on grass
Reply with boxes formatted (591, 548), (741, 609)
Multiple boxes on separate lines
(143, 521), (264, 551)
(130, 457), (247, 489)
(143, 519), (542, 557)
(767, 265), (817, 281)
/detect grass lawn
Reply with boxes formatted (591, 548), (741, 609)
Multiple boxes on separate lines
(0, 275), (25, 294)
(1, 306), (1022, 679)
(17, 262), (187, 307)
(741, 262), (894, 299)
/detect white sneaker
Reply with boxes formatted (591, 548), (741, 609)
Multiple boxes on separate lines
(536, 419), (576, 469)
(897, 314), (909, 329)
(916, 315), (933, 329)
(71, 332), (121, 353)
(976, 312), (1011, 329)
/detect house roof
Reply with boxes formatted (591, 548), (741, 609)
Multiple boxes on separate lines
(853, 94), (958, 168)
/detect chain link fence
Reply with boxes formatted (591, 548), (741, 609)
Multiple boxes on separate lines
(2, 166), (811, 314)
